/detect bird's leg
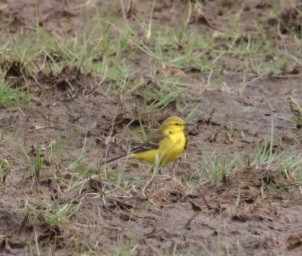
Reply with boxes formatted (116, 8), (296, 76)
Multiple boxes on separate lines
(142, 165), (155, 196)
(168, 159), (178, 178)
(142, 163), (162, 196)
(172, 162), (177, 177)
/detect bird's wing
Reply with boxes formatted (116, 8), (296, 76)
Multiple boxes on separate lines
(130, 132), (167, 153)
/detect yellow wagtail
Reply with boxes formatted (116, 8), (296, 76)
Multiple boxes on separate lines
(103, 116), (189, 166)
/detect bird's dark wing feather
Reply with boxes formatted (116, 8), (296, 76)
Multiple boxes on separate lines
(130, 132), (166, 153)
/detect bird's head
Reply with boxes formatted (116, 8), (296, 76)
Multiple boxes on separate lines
(161, 116), (187, 134)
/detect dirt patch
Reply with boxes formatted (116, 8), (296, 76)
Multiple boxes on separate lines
(0, 0), (302, 255)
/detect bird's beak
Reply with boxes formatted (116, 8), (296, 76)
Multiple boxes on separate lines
(185, 122), (194, 126)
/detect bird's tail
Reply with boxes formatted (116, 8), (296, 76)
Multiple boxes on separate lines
(101, 154), (128, 165)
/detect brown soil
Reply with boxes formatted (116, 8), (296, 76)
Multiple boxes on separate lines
(0, 0), (302, 255)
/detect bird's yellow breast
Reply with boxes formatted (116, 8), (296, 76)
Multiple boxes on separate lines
(159, 132), (186, 164)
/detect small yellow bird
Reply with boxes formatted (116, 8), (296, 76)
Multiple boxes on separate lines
(103, 116), (189, 166)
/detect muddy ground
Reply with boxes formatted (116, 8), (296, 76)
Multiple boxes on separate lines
(0, 0), (302, 255)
